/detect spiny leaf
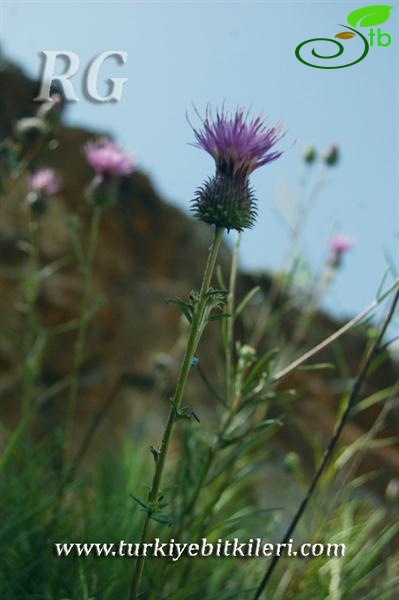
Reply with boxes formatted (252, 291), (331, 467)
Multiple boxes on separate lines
(205, 288), (228, 297)
(130, 494), (151, 513)
(174, 404), (200, 422)
(150, 512), (174, 526)
(130, 494), (173, 525)
(207, 312), (231, 322)
(165, 296), (194, 323)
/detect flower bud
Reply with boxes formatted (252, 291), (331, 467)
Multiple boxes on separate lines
(14, 117), (48, 142)
(323, 144), (339, 167)
(237, 344), (256, 373)
(27, 192), (47, 218)
(283, 452), (301, 475)
(328, 234), (353, 268)
(192, 173), (257, 231)
(36, 93), (63, 126)
(239, 345), (256, 362)
(27, 168), (61, 217)
(303, 144), (316, 164)
(86, 173), (118, 207)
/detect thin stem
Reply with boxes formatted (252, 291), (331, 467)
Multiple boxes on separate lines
(224, 232), (240, 403)
(174, 232), (241, 545)
(24, 219), (40, 353)
(64, 377), (123, 488)
(174, 238), (244, 589)
(0, 220), (43, 472)
(64, 205), (102, 461)
(252, 289), (399, 600)
(4, 136), (47, 197)
(21, 219), (42, 423)
(129, 226), (224, 600)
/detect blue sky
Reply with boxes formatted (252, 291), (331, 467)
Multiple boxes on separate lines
(1, 1), (397, 317)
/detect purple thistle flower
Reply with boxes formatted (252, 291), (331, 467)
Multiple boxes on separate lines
(190, 107), (284, 231)
(329, 234), (353, 268)
(192, 107), (284, 176)
(83, 138), (135, 177)
(329, 234), (353, 254)
(28, 168), (61, 195)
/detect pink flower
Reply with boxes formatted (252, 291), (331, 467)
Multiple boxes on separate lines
(83, 138), (135, 177)
(28, 168), (61, 195)
(329, 234), (353, 254)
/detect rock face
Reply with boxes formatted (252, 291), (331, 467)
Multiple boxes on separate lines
(0, 58), (398, 492)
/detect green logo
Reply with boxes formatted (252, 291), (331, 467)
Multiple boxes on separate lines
(295, 5), (393, 69)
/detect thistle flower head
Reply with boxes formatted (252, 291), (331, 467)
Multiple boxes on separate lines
(190, 107), (284, 231)
(192, 107), (284, 177)
(83, 138), (135, 177)
(328, 234), (353, 268)
(27, 168), (61, 217)
(329, 234), (353, 254)
(28, 168), (61, 195)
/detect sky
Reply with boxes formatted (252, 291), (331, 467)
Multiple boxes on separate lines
(1, 0), (398, 318)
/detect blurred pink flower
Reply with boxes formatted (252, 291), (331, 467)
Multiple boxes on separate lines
(329, 234), (353, 254)
(83, 138), (135, 177)
(28, 168), (61, 195)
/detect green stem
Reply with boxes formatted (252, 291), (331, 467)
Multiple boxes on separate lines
(24, 220), (40, 353)
(0, 221), (43, 471)
(178, 233), (240, 534)
(129, 226), (224, 600)
(64, 205), (102, 461)
(224, 232), (240, 404)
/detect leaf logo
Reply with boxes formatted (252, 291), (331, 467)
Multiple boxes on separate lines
(295, 4), (392, 70)
(347, 5), (393, 28)
(335, 32), (356, 40)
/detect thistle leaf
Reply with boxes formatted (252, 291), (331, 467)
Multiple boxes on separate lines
(165, 296), (194, 323)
